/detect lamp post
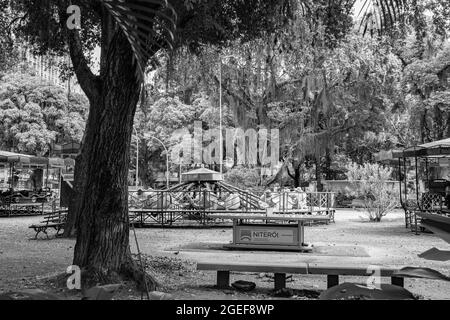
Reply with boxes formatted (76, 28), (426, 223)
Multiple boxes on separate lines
(219, 54), (234, 174)
(219, 61), (223, 174)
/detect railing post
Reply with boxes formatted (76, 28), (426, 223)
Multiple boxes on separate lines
(327, 192), (330, 210)
(160, 191), (163, 226)
(203, 190), (207, 225)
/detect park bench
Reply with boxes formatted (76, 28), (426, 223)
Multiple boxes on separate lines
(29, 210), (68, 239)
(197, 261), (405, 290)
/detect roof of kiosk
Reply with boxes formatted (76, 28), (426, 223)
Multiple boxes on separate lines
(181, 167), (223, 182)
(0, 150), (66, 168)
(376, 138), (450, 160)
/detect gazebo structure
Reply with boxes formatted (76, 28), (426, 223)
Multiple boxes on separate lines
(128, 167), (335, 227)
(375, 138), (450, 240)
(0, 150), (69, 216)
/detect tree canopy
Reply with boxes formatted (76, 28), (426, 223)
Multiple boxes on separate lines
(0, 71), (88, 155)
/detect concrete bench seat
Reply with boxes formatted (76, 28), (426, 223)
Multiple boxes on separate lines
(197, 261), (404, 290)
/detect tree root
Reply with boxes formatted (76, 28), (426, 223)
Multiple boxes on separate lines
(75, 259), (158, 295)
(121, 258), (158, 293)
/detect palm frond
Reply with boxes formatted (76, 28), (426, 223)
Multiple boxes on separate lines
(357, 0), (407, 35)
(101, 0), (177, 79)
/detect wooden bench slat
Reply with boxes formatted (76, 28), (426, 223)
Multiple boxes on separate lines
(197, 262), (309, 274)
(307, 263), (398, 276)
(197, 262), (398, 276)
(30, 222), (64, 228)
(197, 261), (407, 290)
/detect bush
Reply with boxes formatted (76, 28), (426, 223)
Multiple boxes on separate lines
(345, 162), (398, 222)
(224, 167), (261, 191)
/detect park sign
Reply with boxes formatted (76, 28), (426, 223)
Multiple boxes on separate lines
(233, 224), (300, 247)
(238, 228), (295, 245)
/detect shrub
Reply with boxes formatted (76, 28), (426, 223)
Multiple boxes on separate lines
(224, 167), (261, 191)
(345, 162), (398, 222)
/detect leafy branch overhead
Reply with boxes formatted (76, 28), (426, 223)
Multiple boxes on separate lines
(101, 0), (177, 79)
(100, 0), (409, 79)
(357, 0), (407, 36)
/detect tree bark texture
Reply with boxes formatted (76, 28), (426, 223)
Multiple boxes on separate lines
(71, 31), (153, 287)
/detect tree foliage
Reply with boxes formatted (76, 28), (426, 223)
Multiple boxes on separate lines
(224, 166), (261, 191)
(0, 72), (88, 155)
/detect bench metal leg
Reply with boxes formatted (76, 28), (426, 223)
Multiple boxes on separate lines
(327, 275), (339, 288)
(391, 276), (404, 287)
(274, 273), (286, 290)
(217, 271), (230, 289)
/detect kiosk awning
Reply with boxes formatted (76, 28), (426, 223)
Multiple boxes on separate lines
(0, 151), (34, 164)
(374, 150), (404, 164)
(182, 168), (223, 182)
(0, 150), (68, 168)
(380, 138), (450, 159)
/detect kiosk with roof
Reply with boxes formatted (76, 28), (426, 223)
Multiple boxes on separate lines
(375, 138), (450, 243)
(0, 150), (68, 216)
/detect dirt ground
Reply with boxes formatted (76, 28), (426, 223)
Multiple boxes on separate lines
(0, 209), (449, 300)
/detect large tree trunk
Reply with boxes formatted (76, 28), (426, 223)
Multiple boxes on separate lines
(63, 153), (83, 238)
(293, 166), (301, 188)
(71, 31), (155, 289)
(447, 112), (450, 138)
(324, 148), (333, 181)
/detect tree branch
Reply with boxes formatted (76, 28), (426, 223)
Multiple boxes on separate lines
(67, 30), (101, 100)
(1, 13), (28, 35)
(286, 165), (296, 180)
(276, 78), (304, 90)
(212, 74), (254, 111)
(58, 1), (100, 101)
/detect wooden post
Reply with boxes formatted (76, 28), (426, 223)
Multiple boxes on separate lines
(274, 273), (286, 290)
(391, 276), (404, 287)
(327, 275), (339, 288)
(298, 221), (304, 246)
(217, 271), (230, 289)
